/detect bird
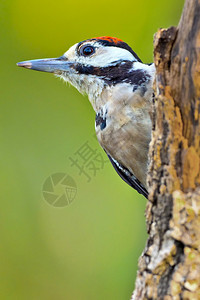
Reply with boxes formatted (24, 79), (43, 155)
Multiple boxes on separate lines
(17, 36), (155, 199)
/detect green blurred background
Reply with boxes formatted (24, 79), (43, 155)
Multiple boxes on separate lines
(1, 1), (184, 299)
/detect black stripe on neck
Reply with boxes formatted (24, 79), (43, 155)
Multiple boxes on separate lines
(74, 61), (151, 87)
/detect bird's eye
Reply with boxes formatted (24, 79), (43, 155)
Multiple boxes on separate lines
(80, 45), (95, 56)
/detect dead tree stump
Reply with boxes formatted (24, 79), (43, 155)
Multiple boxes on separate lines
(132, 0), (200, 299)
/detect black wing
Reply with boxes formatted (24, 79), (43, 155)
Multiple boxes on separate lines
(106, 153), (148, 199)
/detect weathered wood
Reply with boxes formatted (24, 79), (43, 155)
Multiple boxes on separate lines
(132, 0), (200, 299)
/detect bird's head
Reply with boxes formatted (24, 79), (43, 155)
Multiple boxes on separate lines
(17, 37), (144, 109)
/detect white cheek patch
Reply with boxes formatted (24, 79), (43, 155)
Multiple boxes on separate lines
(63, 44), (137, 67)
(78, 46), (137, 67)
(133, 62), (155, 74)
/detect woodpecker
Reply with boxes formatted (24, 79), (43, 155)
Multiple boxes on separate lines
(17, 36), (155, 198)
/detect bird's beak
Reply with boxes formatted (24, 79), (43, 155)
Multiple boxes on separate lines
(17, 56), (73, 74)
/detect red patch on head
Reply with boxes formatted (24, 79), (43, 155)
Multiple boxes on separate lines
(93, 36), (124, 44)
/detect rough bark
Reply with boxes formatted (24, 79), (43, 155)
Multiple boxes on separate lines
(132, 0), (200, 299)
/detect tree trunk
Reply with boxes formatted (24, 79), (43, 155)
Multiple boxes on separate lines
(132, 0), (200, 299)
